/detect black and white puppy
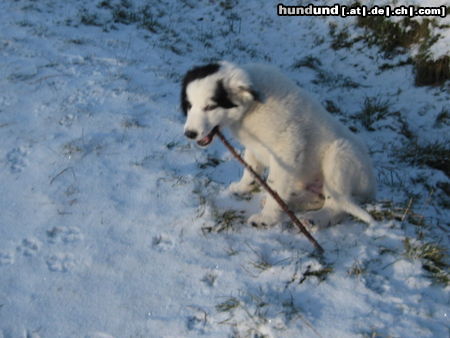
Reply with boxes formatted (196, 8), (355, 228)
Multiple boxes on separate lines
(181, 61), (376, 228)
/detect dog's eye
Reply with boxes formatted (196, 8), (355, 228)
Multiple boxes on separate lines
(204, 104), (218, 111)
(183, 100), (192, 113)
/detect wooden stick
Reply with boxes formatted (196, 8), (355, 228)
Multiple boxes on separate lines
(216, 129), (324, 254)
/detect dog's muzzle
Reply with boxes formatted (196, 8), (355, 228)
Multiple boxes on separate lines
(184, 130), (198, 140)
(184, 126), (219, 147)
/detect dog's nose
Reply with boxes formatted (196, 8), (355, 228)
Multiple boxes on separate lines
(184, 130), (198, 139)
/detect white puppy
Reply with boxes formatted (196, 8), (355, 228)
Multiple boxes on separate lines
(181, 61), (376, 227)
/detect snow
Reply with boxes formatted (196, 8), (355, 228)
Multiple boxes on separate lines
(0, 0), (449, 337)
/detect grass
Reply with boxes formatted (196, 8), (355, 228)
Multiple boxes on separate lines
(323, 99), (342, 115)
(246, 243), (290, 273)
(355, 13), (449, 85)
(328, 6), (450, 86)
(329, 23), (353, 50)
(249, 257), (273, 272)
(312, 69), (361, 88)
(216, 292), (269, 336)
(399, 140), (450, 177)
(291, 56), (322, 70)
(379, 57), (413, 71)
(414, 55), (450, 86)
(299, 264), (334, 284)
(436, 181), (450, 209)
(435, 108), (450, 127)
(281, 295), (300, 322)
(165, 140), (192, 152)
(216, 297), (240, 313)
(111, 3), (161, 33)
(77, 0), (163, 33)
(291, 53), (360, 89)
(348, 260), (367, 277)
(225, 245), (239, 257)
(353, 97), (392, 131)
(66, 38), (86, 45)
(62, 140), (84, 157)
(121, 117), (145, 129)
(356, 16), (432, 56)
(79, 9), (103, 27)
(403, 238), (449, 285)
(368, 199), (427, 227)
(216, 289), (320, 337)
(202, 209), (246, 234)
(198, 155), (224, 169)
(219, 0), (235, 11)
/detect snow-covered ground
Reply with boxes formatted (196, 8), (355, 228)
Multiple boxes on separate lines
(0, 1), (448, 337)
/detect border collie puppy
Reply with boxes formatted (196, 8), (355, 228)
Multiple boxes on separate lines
(181, 61), (376, 227)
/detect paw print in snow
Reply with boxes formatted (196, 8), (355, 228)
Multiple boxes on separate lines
(6, 146), (29, 173)
(0, 251), (15, 265)
(46, 226), (83, 244)
(46, 253), (76, 272)
(186, 307), (208, 333)
(152, 234), (173, 252)
(17, 238), (41, 257)
(201, 272), (217, 287)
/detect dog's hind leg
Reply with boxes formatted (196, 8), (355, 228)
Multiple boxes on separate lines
(303, 186), (373, 227)
(303, 139), (374, 227)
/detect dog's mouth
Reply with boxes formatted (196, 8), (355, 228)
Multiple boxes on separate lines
(197, 126), (219, 147)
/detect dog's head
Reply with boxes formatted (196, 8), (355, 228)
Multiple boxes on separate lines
(181, 61), (260, 146)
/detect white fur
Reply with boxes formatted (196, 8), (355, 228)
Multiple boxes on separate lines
(184, 61), (376, 227)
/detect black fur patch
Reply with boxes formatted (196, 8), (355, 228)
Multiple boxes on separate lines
(212, 80), (237, 109)
(180, 63), (221, 115)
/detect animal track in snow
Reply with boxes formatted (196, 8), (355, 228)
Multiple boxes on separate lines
(186, 307), (208, 333)
(45, 227), (84, 272)
(6, 146), (29, 173)
(0, 251), (15, 265)
(0, 94), (17, 107)
(58, 113), (76, 127)
(46, 253), (76, 272)
(46, 226), (83, 244)
(0, 328), (41, 338)
(201, 272), (217, 287)
(17, 238), (41, 257)
(151, 234), (173, 252)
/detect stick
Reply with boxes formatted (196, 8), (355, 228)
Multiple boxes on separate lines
(216, 129), (324, 254)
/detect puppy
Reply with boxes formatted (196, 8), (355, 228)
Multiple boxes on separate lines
(181, 61), (376, 227)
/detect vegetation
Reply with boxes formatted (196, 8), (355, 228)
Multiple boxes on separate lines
(400, 140), (450, 177)
(356, 14), (450, 85)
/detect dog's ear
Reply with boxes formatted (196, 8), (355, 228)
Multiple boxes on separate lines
(222, 66), (262, 104)
(236, 85), (261, 103)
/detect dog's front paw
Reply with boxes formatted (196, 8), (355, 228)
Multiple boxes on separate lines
(228, 181), (254, 195)
(248, 213), (279, 228)
(302, 209), (339, 228)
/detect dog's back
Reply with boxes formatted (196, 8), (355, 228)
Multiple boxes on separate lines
(234, 63), (376, 226)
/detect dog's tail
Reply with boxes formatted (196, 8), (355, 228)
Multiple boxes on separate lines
(340, 198), (374, 225)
